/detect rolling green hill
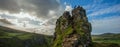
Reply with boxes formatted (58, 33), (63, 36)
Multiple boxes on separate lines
(92, 33), (120, 47)
(0, 26), (53, 47)
(0, 26), (120, 47)
(92, 33), (120, 44)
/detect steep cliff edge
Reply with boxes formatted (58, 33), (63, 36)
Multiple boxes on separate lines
(53, 6), (92, 47)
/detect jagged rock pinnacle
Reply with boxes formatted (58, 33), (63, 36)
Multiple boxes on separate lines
(53, 6), (92, 47)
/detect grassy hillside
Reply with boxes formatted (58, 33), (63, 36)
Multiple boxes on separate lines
(0, 26), (120, 47)
(92, 33), (120, 44)
(92, 33), (120, 47)
(0, 26), (53, 47)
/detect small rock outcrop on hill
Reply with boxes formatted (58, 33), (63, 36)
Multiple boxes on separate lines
(53, 6), (92, 47)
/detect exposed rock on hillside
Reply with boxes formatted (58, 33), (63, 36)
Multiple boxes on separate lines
(53, 6), (92, 47)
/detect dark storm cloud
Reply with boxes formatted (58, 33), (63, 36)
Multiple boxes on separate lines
(0, 0), (60, 18)
(25, 0), (60, 18)
(0, 0), (20, 13)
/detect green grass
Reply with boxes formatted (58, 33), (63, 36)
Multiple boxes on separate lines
(53, 25), (73, 47)
(92, 33), (120, 45)
(0, 26), (53, 47)
(92, 42), (120, 47)
(17, 33), (33, 40)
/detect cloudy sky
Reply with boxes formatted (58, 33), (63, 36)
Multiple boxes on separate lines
(0, 0), (120, 35)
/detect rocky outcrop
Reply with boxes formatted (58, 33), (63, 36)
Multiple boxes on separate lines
(53, 6), (92, 47)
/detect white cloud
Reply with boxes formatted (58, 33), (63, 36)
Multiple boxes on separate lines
(0, 11), (41, 25)
(80, 0), (120, 34)
(48, 10), (56, 16)
(0, 11), (37, 20)
(65, 5), (72, 11)
(88, 4), (120, 17)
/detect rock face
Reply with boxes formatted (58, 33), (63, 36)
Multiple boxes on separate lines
(53, 6), (92, 47)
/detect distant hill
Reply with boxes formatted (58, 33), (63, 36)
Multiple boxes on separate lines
(92, 33), (120, 45)
(0, 26), (53, 47)
(100, 33), (119, 36)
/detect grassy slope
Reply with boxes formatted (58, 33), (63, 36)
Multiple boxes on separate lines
(92, 33), (120, 47)
(92, 33), (120, 44)
(0, 26), (53, 47)
(0, 25), (120, 47)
